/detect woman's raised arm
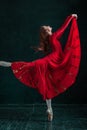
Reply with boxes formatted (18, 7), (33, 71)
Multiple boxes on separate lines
(53, 14), (78, 39)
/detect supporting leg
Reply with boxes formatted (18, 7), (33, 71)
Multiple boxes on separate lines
(0, 61), (11, 67)
(46, 99), (53, 121)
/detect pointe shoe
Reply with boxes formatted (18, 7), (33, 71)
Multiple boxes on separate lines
(46, 109), (53, 121)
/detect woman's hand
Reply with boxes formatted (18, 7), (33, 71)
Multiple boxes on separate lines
(71, 14), (78, 19)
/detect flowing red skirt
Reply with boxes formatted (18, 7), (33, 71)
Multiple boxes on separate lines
(11, 18), (81, 100)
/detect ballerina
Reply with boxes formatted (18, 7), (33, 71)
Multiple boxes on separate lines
(0, 14), (81, 121)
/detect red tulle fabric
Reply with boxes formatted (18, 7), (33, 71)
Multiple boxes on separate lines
(11, 15), (81, 100)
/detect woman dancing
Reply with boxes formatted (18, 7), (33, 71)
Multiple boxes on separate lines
(0, 14), (81, 121)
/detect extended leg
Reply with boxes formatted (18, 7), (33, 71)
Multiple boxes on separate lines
(0, 61), (12, 67)
(46, 99), (53, 121)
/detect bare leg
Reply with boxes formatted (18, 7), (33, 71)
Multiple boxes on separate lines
(46, 99), (53, 121)
(0, 61), (12, 67)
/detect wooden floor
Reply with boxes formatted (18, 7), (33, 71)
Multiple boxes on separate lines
(0, 104), (87, 130)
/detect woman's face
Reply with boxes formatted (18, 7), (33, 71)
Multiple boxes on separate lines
(40, 26), (52, 40)
(43, 26), (52, 36)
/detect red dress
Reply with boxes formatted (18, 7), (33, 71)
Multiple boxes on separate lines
(11, 15), (81, 100)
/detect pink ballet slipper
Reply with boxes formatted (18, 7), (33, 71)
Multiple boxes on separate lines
(46, 109), (53, 121)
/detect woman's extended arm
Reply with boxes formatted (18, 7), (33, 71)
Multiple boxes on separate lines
(53, 14), (78, 39)
(0, 61), (12, 67)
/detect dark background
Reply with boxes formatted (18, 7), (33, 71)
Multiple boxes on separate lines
(0, 0), (87, 104)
